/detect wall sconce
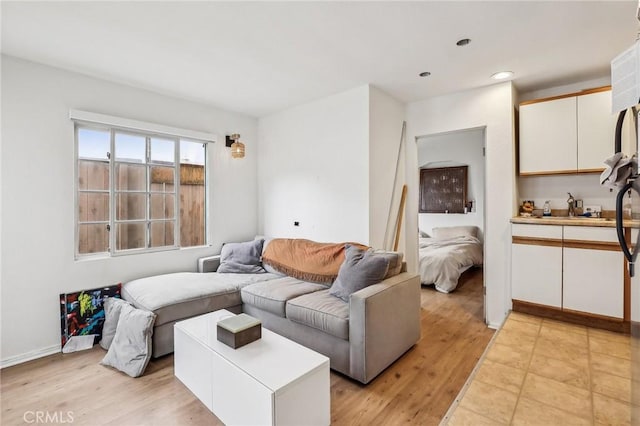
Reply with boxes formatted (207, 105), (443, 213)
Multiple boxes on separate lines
(225, 133), (245, 159)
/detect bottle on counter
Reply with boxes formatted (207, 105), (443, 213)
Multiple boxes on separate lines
(543, 200), (551, 217)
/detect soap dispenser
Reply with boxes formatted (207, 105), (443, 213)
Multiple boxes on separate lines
(543, 200), (551, 217)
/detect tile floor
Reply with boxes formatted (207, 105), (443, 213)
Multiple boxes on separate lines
(445, 312), (637, 425)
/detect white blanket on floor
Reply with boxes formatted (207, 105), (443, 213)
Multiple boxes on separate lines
(418, 236), (483, 293)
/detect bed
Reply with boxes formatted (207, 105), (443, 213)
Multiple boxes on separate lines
(418, 226), (483, 293)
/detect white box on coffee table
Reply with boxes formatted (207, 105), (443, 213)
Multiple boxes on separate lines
(174, 309), (330, 426)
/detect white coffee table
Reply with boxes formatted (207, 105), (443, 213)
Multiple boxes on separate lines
(174, 309), (330, 426)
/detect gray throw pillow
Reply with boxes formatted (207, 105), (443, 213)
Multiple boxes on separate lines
(369, 249), (404, 279)
(217, 239), (266, 273)
(329, 245), (390, 302)
(100, 304), (156, 378)
(99, 297), (131, 350)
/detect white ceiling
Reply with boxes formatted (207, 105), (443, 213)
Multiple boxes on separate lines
(1, 1), (637, 117)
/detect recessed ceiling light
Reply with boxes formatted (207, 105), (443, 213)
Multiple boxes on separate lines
(456, 38), (471, 46)
(491, 71), (514, 80)
(419, 71), (431, 77)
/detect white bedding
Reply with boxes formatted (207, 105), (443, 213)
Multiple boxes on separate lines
(418, 236), (483, 293)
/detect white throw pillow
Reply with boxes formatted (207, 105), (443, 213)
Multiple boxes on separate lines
(432, 226), (478, 239)
(100, 304), (156, 378)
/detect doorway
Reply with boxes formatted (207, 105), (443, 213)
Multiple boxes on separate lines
(416, 127), (487, 323)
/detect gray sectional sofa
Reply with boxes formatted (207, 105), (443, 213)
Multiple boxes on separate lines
(122, 248), (421, 384)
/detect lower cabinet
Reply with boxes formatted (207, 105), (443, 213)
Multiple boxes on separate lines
(563, 248), (623, 317)
(512, 224), (563, 308)
(562, 226), (624, 319)
(511, 223), (625, 320)
(512, 243), (562, 308)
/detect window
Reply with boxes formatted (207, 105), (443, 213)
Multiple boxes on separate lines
(419, 166), (468, 213)
(76, 124), (207, 257)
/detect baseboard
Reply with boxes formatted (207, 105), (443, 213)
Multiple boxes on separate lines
(512, 300), (630, 334)
(487, 321), (502, 330)
(486, 311), (508, 330)
(1, 344), (61, 369)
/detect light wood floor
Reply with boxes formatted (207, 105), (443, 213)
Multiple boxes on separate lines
(1, 269), (492, 426)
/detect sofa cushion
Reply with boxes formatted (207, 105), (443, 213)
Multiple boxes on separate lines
(241, 276), (326, 317)
(122, 272), (278, 326)
(286, 290), (349, 340)
(329, 245), (390, 302)
(217, 239), (266, 274)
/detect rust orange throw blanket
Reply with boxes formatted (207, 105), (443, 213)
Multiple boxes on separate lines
(262, 239), (368, 284)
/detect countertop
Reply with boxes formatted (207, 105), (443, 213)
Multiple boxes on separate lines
(511, 216), (640, 228)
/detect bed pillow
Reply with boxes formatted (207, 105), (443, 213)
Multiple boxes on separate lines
(329, 245), (390, 302)
(100, 304), (156, 378)
(432, 226), (478, 239)
(99, 297), (131, 350)
(369, 249), (404, 279)
(217, 239), (266, 273)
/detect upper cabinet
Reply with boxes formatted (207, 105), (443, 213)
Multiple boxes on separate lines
(577, 91), (617, 171)
(519, 97), (577, 175)
(519, 87), (615, 176)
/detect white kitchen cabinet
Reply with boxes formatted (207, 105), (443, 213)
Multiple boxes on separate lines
(563, 248), (623, 318)
(512, 244), (563, 307)
(577, 90), (616, 172)
(519, 88), (614, 175)
(562, 226), (623, 318)
(519, 97), (577, 175)
(512, 223), (625, 320)
(511, 224), (563, 307)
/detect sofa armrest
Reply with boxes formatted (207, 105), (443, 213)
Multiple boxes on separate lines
(197, 255), (221, 273)
(348, 272), (421, 383)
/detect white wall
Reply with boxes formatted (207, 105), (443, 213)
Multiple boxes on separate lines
(369, 87), (406, 250)
(257, 85), (407, 251)
(417, 128), (485, 241)
(258, 86), (370, 244)
(406, 82), (517, 328)
(1, 56), (259, 365)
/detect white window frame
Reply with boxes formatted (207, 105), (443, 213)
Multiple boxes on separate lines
(111, 129), (180, 254)
(72, 111), (214, 259)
